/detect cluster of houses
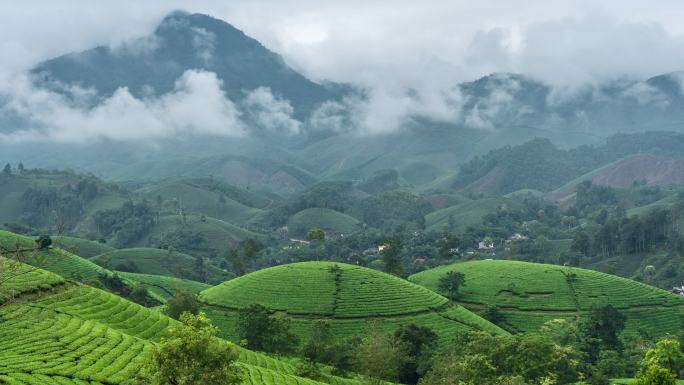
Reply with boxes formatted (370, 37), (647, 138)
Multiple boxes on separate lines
(478, 233), (529, 253)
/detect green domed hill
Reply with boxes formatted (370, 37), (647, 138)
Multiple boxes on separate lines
(0, 257), (371, 385)
(91, 247), (228, 284)
(199, 261), (506, 344)
(409, 260), (684, 337)
(286, 208), (362, 237)
(0, 230), (111, 283)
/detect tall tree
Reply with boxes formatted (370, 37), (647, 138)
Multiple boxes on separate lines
(437, 271), (466, 299)
(237, 304), (299, 355)
(165, 290), (200, 320)
(381, 235), (404, 276)
(394, 324), (438, 384)
(307, 228), (326, 243)
(355, 325), (410, 385)
(138, 312), (242, 385)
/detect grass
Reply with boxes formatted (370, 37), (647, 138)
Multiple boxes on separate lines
(118, 271), (211, 302)
(91, 248), (220, 279)
(200, 261), (506, 345)
(52, 236), (115, 258)
(136, 213), (264, 251)
(0, 231), (110, 283)
(139, 178), (265, 225)
(0, 264), (367, 385)
(425, 197), (521, 231)
(286, 208), (361, 237)
(0, 257), (64, 303)
(409, 260), (684, 337)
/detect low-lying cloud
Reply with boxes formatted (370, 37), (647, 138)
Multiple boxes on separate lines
(0, 70), (245, 143)
(3, 1), (684, 140)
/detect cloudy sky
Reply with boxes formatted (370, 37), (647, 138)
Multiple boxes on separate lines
(3, 0), (684, 87)
(2, 1), (684, 142)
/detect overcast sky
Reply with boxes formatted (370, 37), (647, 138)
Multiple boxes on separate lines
(3, 1), (684, 142)
(3, 0), (684, 87)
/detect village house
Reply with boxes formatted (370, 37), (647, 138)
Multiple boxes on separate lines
(478, 239), (495, 251)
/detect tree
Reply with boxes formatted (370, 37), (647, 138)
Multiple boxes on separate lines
(580, 305), (626, 364)
(571, 230), (591, 257)
(2, 163), (11, 175)
(539, 319), (579, 346)
(642, 338), (684, 374)
(483, 305), (506, 326)
(582, 305), (626, 350)
(307, 228), (326, 243)
(437, 271), (466, 299)
(635, 365), (676, 385)
(420, 331), (581, 385)
(237, 304), (299, 355)
(138, 312), (242, 385)
(394, 324), (438, 384)
(355, 324), (411, 384)
(302, 319), (337, 365)
(381, 236), (404, 276)
(35, 235), (52, 250)
(17, 162), (24, 174)
(419, 352), (497, 385)
(166, 290), (200, 320)
(438, 234), (460, 260)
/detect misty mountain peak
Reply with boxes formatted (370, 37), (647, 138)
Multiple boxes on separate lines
(32, 11), (341, 117)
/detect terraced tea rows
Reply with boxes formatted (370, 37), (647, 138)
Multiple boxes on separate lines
(409, 260), (684, 335)
(118, 272), (211, 302)
(0, 231), (110, 284)
(200, 262), (505, 345)
(0, 306), (150, 383)
(52, 236), (115, 259)
(0, 262), (366, 385)
(0, 258), (64, 302)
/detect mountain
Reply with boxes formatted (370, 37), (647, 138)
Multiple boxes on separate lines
(33, 11), (344, 119)
(4, 11), (684, 194)
(452, 132), (684, 196)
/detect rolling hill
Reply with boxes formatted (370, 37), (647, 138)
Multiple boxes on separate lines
(141, 179), (263, 225)
(52, 235), (115, 258)
(0, 230), (111, 284)
(286, 208), (362, 237)
(199, 261), (506, 345)
(409, 260), (684, 337)
(135, 213), (264, 253)
(0, 259), (366, 385)
(425, 197), (520, 231)
(118, 272), (212, 302)
(91, 247), (228, 284)
(548, 154), (684, 202)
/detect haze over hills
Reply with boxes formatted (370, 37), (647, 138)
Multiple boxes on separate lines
(6, 5), (684, 385)
(2, 11), (684, 194)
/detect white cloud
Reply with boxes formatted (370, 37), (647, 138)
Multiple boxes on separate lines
(2, 1), (684, 137)
(621, 82), (670, 108)
(0, 70), (244, 143)
(191, 27), (217, 64)
(242, 87), (302, 134)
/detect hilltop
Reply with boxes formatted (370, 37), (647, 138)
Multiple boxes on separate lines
(199, 261), (506, 344)
(91, 247), (228, 284)
(410, 260), (684, 336)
